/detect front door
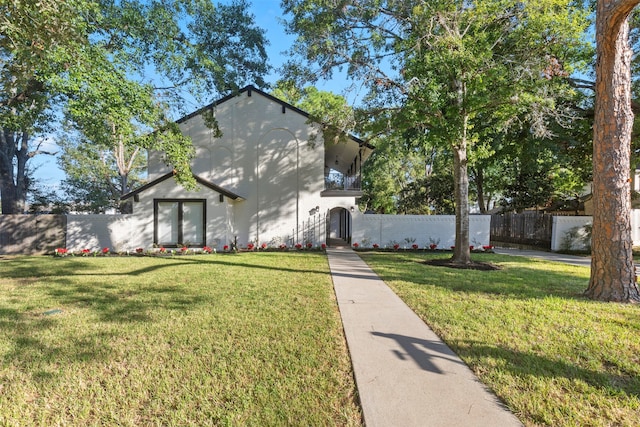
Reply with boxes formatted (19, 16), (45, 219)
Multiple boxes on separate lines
(328, 207), (351, 245)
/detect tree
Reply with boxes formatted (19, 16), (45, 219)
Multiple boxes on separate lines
(359, 131), (455, 214)
(60, 54), (179, 213)
(586, 0), (640, 302)
(0, 0), (92, 213)
(1, 0), (269, 213)
(271, 82), (356, 147)
(282, 0), (589, 264)
(58, 134), (146, 213)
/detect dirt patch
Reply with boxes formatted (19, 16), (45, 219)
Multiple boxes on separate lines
(421, 258), (502, 271)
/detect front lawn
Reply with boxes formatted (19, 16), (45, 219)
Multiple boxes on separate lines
(0, 253), (361, 426)
(359, 252), (640, 427)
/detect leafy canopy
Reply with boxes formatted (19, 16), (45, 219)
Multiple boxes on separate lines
(2, 0), (270, 192)
(283, 0), (590, 262)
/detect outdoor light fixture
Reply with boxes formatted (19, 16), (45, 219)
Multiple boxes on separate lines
(350, 206), (355, 213)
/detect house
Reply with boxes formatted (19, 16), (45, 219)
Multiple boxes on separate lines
(60, 85), (491, 254)
(119, 85), (373, 250)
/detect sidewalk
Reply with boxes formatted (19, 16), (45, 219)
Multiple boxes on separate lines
(492, 247), (591, 267)
(326, 248), (522, 427)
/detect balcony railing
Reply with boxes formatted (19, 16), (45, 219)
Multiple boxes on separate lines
(325, 172), (361, 191)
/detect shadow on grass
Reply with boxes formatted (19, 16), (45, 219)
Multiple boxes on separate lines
(0, 252), (330, 279)
(42, 280), (209, 323)
(0, 278), (211, 371)
(358, 252), (589, 301)
(0, 305), (120, 383)
(0, 260), (226, 380)
(457, 341), (640, 400)
(0, 252), (333, 383)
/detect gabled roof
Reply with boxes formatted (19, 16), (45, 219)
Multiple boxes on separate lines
(121, 172), (244, 201)
(176, 85), (374, 151)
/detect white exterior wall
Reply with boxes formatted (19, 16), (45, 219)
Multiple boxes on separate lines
(551, 211), (640, 251)
(144, 90), (357, 249)
(66, 177), (235, 252)
(633, 210), (640, 245)
(351, 213), (491, 249)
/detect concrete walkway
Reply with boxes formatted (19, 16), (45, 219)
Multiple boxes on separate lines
(326, 248), (522, 427)
(492, 247), (591, 268)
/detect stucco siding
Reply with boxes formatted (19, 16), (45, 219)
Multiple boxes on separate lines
(352, 213), (492, 249)
(175, 89), (328, 247)
(131, 88), (363, 249)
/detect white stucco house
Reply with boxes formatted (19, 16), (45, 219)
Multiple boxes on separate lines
(113, 85), (373, 250)
(62, 85), (492, 253)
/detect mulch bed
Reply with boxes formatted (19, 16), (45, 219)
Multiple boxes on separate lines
(421, 258), (502, 271)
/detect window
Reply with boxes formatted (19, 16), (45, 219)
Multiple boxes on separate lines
(154, 199), (206, 247)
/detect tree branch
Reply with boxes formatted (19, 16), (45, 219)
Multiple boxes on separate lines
(568, 77), (596, 90)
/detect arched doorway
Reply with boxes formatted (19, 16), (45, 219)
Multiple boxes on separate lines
(327, 207), (352, 247)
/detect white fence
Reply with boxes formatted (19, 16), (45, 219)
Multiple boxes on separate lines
(64, 212), (492, 252)
(351, 213), (491, 249)
(550, 216), (592, 251)
(67, 211), (640, 253)
(66, 215), (149, 252)
(551, 210), (640, 251)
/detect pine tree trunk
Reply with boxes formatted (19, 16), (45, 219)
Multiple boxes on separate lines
(587, 0), (640, 302)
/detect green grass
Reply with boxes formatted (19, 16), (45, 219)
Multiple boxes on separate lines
(358, 251), (640, 427)
(0, 253), (361, 426)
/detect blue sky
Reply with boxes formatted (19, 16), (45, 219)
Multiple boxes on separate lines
(34, 0), (347, 195)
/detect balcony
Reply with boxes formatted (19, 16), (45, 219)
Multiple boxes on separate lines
(322, 172), (363, 197)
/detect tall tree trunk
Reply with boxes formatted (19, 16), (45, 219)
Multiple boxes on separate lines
(0, 173), (17, 214)
(15, 131), (30, 214)
(0, 128), (24, 215)
(452, 111), (471, 264)
(587, 0), (640, 302)
(474, 166), (487, 214)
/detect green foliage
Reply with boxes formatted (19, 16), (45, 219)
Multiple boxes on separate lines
(360, 135), (456, 214)
(57, 135), (146, 213)
(283, 0), (591, 261)
(0, 0), (96, 130)
(271, 81), (356, 146)
(0, 1), (99, 212)
(26, 188), (69, 214)
(477, 113), (592, 213)
(2, 0), (270, 211)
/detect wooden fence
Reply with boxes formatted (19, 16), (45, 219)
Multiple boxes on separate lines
(0, 215), (66, 254)
(490, 212), (554, 249)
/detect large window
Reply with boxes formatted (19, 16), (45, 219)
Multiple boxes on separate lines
(154, 199), (206, 247)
